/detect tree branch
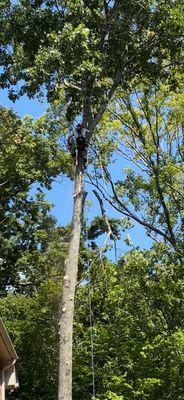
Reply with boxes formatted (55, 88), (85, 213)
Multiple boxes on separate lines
(100, 165), (174, 245)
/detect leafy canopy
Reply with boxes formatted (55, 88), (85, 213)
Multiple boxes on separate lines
(0, 0), (183, 120)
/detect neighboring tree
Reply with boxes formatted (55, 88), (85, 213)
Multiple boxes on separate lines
(0, 106), (69, 294)
(89, 77), (184, 260)
(0, 1), (183, 399)
(0, 106), (69, 203)
(73, 245), (184, 400)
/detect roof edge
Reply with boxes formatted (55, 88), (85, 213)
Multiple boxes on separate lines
(0, 318), (18, 361)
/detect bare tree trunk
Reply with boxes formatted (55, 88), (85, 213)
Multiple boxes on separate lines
(58, 166), (84, 400)
(58, 78), (118, 400)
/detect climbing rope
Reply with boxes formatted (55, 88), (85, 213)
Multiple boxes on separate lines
(88, 256), (96, 398)
(84, 208), (96, 398)
(81, 184), (118, 397)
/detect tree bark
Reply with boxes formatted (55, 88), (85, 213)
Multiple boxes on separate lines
(58, 166), (84, 400)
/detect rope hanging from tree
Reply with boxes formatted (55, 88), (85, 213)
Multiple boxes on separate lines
(88, 253), (96, 398)
(84, 207), (96, 398)
(82, 189), (118, 398)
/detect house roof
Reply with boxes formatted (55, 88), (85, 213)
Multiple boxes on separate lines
(0, 319), (18, 366)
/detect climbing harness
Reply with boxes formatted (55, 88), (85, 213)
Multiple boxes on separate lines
(67, 125), (88, 170)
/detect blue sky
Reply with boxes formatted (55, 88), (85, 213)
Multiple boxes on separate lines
(0, 89), (152, 258)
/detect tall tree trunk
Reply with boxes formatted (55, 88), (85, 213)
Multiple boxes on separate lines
(58, 166), (84, 400)
(57, 90), (116, 400)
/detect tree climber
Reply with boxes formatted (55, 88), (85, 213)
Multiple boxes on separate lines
(67, 131), (77, 161)
(67, 123), (88, 169)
